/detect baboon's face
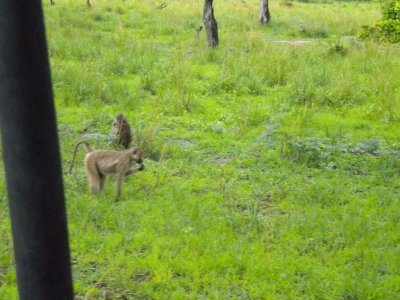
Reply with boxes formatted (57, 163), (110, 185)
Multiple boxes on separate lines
(131, 147), (144, 164)
(111, 115), (127, 134)
(111, 121), (119, 134)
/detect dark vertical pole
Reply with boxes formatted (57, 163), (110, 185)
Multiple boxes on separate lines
(0, 1), (73, 300)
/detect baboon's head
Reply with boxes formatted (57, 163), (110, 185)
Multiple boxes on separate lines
(111, 114), (127, 134)
(116, 114), (125, 122)
(131, 147), (144, 164)
(111, 121), (118, 134)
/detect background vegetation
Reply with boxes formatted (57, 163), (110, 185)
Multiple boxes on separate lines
(1, 0), (400, 299)
(360, 0), (400, 42)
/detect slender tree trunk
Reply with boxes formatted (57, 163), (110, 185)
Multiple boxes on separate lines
(259, 0), (271, 25)
(203, 0), (219, 48)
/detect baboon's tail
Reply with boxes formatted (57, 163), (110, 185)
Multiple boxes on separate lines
(68, 141), (94, 174)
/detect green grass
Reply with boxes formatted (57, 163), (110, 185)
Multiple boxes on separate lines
(1, 0), (400, 298)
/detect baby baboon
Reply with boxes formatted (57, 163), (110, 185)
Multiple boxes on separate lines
(69, 141), (144, 199)
(50, 0), (92, 6)
(111, 114), (132, 149)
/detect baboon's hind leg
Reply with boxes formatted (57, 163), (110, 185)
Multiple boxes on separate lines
(88, 174), (101, 195)
(85, 160), (101, 195)
(99, 174), (106, 193)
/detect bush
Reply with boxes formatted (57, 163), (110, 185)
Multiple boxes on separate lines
(382, 0), (400, 20)
(377, 19), (400, 43)
(359, 0), (400, 43)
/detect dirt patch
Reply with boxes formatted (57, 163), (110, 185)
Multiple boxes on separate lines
(212, 158), (233, 165)
(167, 138), (196, 150)
(272, 40), (314, 46)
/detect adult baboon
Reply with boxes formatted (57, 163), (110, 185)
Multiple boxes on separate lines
(69, 141), (144, 198)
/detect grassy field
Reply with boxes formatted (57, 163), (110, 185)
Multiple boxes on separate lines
(1, 0), (400, 298)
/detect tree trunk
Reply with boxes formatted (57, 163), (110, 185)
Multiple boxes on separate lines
(203, 0), (219, 48)
(259, 0), (270, 25)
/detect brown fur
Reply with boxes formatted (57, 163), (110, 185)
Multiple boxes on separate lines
(111, 114), (133, 149)
(69, 141), (144, 198)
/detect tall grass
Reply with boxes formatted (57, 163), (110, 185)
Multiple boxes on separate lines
(0, 0), (399, 298)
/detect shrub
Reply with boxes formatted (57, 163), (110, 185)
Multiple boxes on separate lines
(376, 19), (400, 43)
(382, 0), (400, 20)
(359, 0), (400, 43)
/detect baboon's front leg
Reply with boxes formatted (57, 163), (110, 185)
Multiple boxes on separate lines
(115, 174), (125, 199)
(125, 165), (145, 177)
